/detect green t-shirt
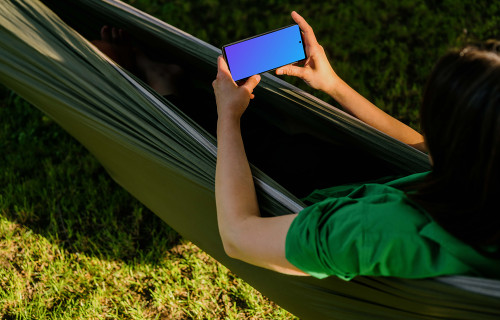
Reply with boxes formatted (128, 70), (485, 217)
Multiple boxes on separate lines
(285, 172), (500, 280)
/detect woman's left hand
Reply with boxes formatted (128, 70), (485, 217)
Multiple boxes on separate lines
(212, 56), (261, 122)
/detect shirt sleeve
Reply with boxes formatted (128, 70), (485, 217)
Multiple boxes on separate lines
(285, 188), (472, 280)
(285, 196), (365, 280)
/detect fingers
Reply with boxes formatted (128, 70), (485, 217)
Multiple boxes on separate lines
(291, 11), (318, 46)
(275, 64), (306, 79)
(214, 56), (259, 99)
(217, 55), (232, 79)
(213, 56), (237, 89)
(241, 74), (261, 93)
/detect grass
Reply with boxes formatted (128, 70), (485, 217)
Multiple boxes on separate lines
(0, 91), (292, 319)
(1, 0), (499, 319)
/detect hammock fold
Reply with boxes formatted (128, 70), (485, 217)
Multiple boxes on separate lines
(1, 0), (499, 319)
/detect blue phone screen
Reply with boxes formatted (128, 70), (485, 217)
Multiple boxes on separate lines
(224, 25), (306, 81)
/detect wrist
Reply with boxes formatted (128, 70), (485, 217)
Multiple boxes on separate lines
(323, 73), (346, 100)
(217, 116), (240, 134)
(217, 113), (241, 125)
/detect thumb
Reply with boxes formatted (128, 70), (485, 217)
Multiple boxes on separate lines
(217, 55), (232, 79)
(276, 64), (306, 79)
(241, 74), (261, 93)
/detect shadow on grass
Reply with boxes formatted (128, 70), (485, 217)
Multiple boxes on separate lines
(0, 86), (182, 265)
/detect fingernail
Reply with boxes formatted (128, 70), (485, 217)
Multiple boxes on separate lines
(276, 69), (282, 75)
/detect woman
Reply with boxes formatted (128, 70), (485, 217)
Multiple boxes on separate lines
(212, 11), (500, 279)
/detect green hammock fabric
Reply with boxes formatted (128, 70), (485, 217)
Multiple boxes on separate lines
(1, 0), (499, 319)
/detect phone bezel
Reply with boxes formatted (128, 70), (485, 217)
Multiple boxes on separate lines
(221, 24), (306, 83)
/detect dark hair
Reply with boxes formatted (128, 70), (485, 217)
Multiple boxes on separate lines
(409, 40), (500, 258)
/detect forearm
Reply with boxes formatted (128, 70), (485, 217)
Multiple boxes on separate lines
(212, 56), (307, 275)
(215, 117), (261, 254)
(325, 76), (426, 152)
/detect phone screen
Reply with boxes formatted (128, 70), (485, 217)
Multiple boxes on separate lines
(222, 24), (306, 82)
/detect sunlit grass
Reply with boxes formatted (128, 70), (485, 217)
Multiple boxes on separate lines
(0, 217), (290, 318)
(0, 90), (295, 318)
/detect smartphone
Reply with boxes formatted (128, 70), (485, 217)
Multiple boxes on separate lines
(222, 24), (306, 82)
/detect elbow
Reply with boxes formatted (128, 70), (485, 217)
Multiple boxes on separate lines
(221, 235), (242, 260)
(219, 224), (247, 260)
(218, 216), (256, 261)
(222, 240), (239, 259)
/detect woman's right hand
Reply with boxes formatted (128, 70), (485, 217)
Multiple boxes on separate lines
(277, 12), (426, 152)
(276, 11), (340, 94)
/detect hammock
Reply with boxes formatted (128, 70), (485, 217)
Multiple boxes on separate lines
(1, 0), (498, 319)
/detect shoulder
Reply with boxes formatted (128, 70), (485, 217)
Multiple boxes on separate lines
(300, 182), (430, 230)
(292, 183), (432, 254)
(286, 181), (470, 279)
(286, 184), (427, 278)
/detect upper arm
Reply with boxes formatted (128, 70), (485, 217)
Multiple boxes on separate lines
(225, 214), (309, 276)
(409, 140), (428, 153)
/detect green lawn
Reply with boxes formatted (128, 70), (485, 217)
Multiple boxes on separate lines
(1, 0), (499, 319)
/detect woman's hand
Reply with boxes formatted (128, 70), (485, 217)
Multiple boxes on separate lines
(276, 12), (425, 151)
(276, 11), (339, 94)
(212, 56), (261, 122)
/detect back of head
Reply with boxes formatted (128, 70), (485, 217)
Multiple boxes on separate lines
(414, 40), (500, 254)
